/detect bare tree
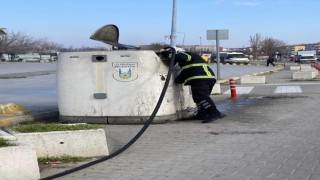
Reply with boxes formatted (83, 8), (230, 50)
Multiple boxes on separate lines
(249, 33), (262, 59)
(260, 37), (286, 57)
(0, 31), (38, 60)
(139, 42), (168, 51)
(35, 38), (64, 52)
(0, 31), (67, 60)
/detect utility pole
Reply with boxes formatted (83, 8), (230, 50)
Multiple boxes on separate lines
(170, 0), (177, 48)
(199, 36), (202, 55)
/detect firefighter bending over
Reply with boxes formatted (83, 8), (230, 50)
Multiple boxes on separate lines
(159, 48), (226, 123)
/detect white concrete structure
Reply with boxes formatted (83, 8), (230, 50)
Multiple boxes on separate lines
(240, 75), (266, 84)
(15, 129), (108, 157)
(211, 83), (221, 94)
(0, 146), (40, 180)
(224, 87), (254, 95)
(0, 129), (16, 140)
(57, 51), (195, 123)
(290, 64), (313, 71)
(290, 65), (301, 71)
(300, 64), (312, 70)
(293, 71), (317, 80)
(300, 67), (319, 75)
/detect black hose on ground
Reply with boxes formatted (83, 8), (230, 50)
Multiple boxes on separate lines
(40, 47), (177, 180)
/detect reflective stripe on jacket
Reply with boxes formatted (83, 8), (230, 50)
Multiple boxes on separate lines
(174, 52), (216, 85)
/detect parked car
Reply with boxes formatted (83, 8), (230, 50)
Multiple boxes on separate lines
(211, 52), (249, 64)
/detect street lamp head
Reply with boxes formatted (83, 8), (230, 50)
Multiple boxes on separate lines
(0, 28), (7, 35)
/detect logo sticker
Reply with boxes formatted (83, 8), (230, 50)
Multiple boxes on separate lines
(112, 62), (138, 82)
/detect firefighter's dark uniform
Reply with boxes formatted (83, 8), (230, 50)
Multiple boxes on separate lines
(160, 50), (225, 123)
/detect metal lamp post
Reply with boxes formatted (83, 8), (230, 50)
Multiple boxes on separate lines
(170, 0), (177, 48)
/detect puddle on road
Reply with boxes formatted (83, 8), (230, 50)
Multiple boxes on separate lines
(217, 95), (308, 115)
(217, 97), (258, 114)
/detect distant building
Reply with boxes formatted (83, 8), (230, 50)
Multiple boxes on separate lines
(292, 45), (306, 51)
(180, 45), (216, 54)
(290, 43), (320, 54)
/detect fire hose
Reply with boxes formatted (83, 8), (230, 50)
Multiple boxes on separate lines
(40, 47), (177, 180)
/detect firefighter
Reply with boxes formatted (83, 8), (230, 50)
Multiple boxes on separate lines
(159, 48), (226, 123)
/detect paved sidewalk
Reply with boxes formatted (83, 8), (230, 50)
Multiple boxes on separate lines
(5, 61), (320, 180)
(38, 63), (320, 180)
(7, 61), (320, 180)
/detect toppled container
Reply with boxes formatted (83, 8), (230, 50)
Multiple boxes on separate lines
(57, 50), (195, 124)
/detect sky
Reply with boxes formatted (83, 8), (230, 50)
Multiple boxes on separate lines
(1, 0), (319, 48)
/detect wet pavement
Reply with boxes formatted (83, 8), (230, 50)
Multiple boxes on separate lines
(3, 61), (320, 180)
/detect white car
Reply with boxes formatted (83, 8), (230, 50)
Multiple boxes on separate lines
(211, 52), (249, 64)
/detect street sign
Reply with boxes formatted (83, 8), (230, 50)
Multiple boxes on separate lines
(206, 29), (229, 80)
(206, 29), (229, 40)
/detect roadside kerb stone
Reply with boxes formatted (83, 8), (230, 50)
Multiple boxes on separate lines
(300, 64), (312, 70)
(14, 129), (109, 157)
(300, 67), (319, 75)
(290, 65), (301, 71)
(293, 71), (317, 80)
(211, 83), (221, 94)
(217, 77), (240, 84)
(0, 129), (16, 141)
(240, 75), (266, 84)
(0, 146), (40, 180)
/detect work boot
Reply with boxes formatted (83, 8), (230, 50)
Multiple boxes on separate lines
(182, 112), (207, 120)
(201, 113), (227, 123)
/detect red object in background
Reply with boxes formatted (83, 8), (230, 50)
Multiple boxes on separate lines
(229, 78), (238, 100)
(312, 62), (320, 71)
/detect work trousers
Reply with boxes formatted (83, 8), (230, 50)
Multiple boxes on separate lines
(267, 59), (275, 66)
(189, 79), (220, 115)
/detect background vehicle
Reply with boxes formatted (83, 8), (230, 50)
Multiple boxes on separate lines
(211, 52), (249, 64)
(295, 50), (317, 63)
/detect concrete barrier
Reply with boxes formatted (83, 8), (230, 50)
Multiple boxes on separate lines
(293, 71), (317, 80)
(211, 83), (221, 94)
(0, 129), (16, 141)
(240, 75), (266, 84)
(0, 146), (40, 180)
(300, 67), (319, 75)
(300, 64), (312, 70)
(290, 66), (300, 71)
(15, 129), (109, 157)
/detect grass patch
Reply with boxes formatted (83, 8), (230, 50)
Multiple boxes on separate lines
(38, 155), (89, 165)
(0, 138), (16, 147)
(12, 122), (102, 133)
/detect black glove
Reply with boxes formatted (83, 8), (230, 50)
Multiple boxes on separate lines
(174, 77), (183, 84)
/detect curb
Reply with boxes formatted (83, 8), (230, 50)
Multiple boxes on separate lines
(217, 65), (284, 84)
(15, 129), (109, 157)
(0, 146), (40, 180)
